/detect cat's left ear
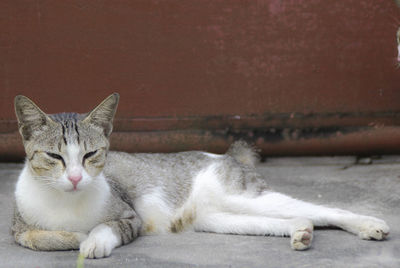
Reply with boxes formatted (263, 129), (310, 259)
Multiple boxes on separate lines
(83, 93), (119, 137)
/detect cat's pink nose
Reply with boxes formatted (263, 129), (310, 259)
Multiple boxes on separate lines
(68, 174), (82, 189)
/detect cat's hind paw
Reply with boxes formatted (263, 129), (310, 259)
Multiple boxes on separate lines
(291, 228), (313, 250)
(357, 218), (389, 241)
(290, 218), (313, 251)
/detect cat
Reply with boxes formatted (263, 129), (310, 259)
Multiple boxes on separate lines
(12, 93), (389, 259)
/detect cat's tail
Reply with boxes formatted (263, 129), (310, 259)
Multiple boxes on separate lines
(226, 140), (260, 168)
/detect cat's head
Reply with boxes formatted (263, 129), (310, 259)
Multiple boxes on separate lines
(14, 93), (119, 192)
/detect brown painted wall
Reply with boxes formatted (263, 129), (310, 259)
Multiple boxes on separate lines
(1, 1), (400, 160)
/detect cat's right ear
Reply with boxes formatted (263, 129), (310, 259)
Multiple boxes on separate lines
(14, 95), (56, 141)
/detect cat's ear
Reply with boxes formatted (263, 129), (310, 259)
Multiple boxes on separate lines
(14, 95), (56, 141)
(83, 93), (119, 137)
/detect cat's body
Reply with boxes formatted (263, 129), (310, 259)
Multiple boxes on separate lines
(12, 94), (389, 259)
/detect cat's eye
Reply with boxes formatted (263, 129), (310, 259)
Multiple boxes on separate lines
(46, 152), (65, 166)
(83, 150), (98, 161)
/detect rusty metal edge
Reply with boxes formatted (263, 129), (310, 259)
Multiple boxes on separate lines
(2, 111), (400, 133)
(3, 126), (400, 162)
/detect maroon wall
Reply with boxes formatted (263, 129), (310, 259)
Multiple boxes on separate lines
(1, 1), (400, 160)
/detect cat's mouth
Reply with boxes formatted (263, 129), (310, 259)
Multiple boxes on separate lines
(65, 187), (82, 193)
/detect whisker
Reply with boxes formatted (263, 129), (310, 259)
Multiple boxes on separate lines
(88, 182), (103, 191)
(32, 175), (56, 180)
(31, 175), (60, 190)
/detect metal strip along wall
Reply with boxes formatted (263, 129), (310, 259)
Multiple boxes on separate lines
(1, 1), (400, 161)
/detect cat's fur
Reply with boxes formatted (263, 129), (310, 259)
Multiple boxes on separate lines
(12, 94), (389, 258)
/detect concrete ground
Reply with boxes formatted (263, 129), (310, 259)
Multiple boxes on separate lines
(0, 156), (399, 268)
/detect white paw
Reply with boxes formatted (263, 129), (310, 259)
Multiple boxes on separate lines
(79, 224), (120, 259)
(291, 229), (313, 250)
(357, 217), (389, 240)
(290, 218), (313, 251)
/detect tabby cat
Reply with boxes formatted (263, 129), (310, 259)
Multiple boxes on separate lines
(12, 94), (389, 258)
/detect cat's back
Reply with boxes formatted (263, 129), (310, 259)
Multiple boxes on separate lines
(104, 150), (216, 178)
(103, 150), (217, 204)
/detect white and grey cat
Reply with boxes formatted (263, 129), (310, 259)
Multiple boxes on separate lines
(12, 94), (389, 259)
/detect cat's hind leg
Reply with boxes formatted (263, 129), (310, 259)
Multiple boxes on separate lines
(223, 192), (389, 240)
(193, 212), (314, 251)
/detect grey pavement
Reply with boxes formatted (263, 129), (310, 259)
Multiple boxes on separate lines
(0, 156), (399, 268)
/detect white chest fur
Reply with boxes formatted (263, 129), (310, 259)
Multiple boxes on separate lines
(15, 166), (110, 233)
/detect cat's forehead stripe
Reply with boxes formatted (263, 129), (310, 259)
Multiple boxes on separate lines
(50, 113), (81, 146)
(74, 123), (80, 144)
(61, 124), (67, 145)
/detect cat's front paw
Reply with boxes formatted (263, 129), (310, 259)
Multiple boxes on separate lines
(80, 224), (120, 259)
(357, 217), (389, 241)
(80, 236), (114, 259)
